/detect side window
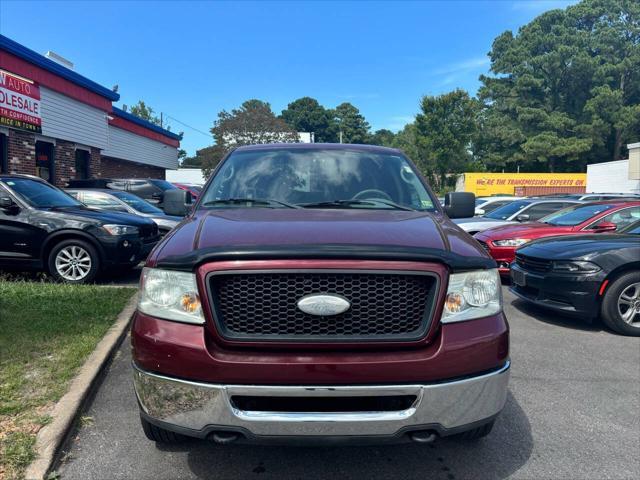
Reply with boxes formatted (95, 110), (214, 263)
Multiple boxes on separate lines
(82, 192), (122, 209)
(525, 203), (566, 220)
(594, 207), (640, 229)
(483, 200), (510, 214)
(66, 191), (81, 200)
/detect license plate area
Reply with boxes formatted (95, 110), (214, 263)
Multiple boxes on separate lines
(512, 269), (526, 287)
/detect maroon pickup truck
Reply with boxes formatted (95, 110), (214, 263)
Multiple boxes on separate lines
(132, 143), (509, 446)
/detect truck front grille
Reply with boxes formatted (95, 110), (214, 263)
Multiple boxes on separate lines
(207, 271), (438, 343)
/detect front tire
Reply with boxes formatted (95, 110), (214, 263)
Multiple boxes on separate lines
(601, 272), (640, 336)
(47, 239), (100, 284)
(140, 416), (184, 444)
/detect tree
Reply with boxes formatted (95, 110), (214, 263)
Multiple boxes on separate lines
(478, 0), (640, 172)
(331, 103), (371, 144)
(123, 100), (162, 126)
(202, 99), (299, 177)
(415, 89), (478, 189)
(369, 129), (396, 147)
(188, 145), (227, 175)
(280, 97), (337, 142)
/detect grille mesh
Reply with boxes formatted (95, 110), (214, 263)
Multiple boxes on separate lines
(208, 271), (436, 342)
(515, 254), (551, 273)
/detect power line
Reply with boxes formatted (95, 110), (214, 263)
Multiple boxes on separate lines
(163, 114), (211, 137)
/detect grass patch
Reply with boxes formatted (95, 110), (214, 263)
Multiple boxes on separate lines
(0, 280), (135, 480)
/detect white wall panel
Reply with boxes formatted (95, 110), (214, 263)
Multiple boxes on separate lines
(40, 87), (109, 149)
(102, 125), (178, 169)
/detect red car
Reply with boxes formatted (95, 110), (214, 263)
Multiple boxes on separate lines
(474, 201), (640, 275)
(172, 182), (202, 200)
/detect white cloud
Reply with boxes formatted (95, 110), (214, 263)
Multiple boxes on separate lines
(430, 56), (490, 87)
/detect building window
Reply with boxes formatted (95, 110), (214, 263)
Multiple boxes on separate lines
(36, 141), (55, 183)
(75, 149), (90, 179)
(0, 133), (7, 173)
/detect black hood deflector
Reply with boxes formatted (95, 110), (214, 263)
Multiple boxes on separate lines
(155, 244), (496, 272)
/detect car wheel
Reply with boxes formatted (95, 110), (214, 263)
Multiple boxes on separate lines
(140, 416), (184, 443)
(457, 420), (495, 440)
(47, 239), (100, 284)
(601, 271), (640, 337)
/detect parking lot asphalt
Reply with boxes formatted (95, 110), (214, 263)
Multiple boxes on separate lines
(57, 287), (640, 480)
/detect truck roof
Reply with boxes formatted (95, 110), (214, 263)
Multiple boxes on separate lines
(233, 143), (402, 155)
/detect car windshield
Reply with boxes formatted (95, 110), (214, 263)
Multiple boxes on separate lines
(620, 220), (640, 235)
(110, 191), (164, 214)
(540, 203), (617, 226)
(201, 148), (437, 211)
(2, 178), (81, 208)
(485, 200), (532, 220)
(149, 179), (178, 191)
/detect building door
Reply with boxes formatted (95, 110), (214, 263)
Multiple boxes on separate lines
(75, 149), (90, 179)
(0, 133), (7, 173)
(35, 141), (55, 183)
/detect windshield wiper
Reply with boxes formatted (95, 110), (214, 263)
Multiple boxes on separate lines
(299, 199), (415, 211)
(203, 198), (300, 209)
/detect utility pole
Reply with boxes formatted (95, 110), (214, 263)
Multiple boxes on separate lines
(160, 112), (163, 128)
(339, 130), (343, 144)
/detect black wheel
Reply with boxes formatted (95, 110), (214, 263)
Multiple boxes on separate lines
(601, 271), (640, 336)
(457, 420), (495, 440)
(140, 415), (184, 443)
(47, 239), (100, 284)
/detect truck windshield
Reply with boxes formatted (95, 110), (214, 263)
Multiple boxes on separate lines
(201, 148), (436, 211)
(540, 204), (616, 226)
(485, 200), (531, 220)
(2, 178), (81, 208)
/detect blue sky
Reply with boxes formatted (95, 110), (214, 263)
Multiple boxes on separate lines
(0, 0), (577, 155)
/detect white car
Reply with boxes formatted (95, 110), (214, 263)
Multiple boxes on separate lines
(474, 196), (523, 216)
(454, 199), (582, 234)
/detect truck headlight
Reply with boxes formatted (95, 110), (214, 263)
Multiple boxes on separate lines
(102, 224), (139, 236)
(493, 238), (529, 247)
(138, 268), (204, 324)
(442, 269), (502, 323)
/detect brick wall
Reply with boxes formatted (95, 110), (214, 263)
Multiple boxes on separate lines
(6, 129), (36, 175)
(100, 156), (166, 179)
(90, 147), (101, 177)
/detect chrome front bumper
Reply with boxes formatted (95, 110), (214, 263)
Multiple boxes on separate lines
(133, 361), (510, 440)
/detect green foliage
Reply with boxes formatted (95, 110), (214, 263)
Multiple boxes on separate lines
(331, 102), (371, 144)
(280, 97), (337, 142)
(415, 89), (478, 188)
(477, 0), (640, 172)
(369, 129), (396, 146)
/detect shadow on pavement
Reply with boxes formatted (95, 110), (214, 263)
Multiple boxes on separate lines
(151, 391), (532, 480)
(509, 297), (604, 333)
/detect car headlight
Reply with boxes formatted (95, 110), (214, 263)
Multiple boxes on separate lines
(442, 269), (502, 323)
(551, 261), (601, 273)
(138, 268), (204, 324)
(493, 238), (530, 247)
(102, 224), (139, 236)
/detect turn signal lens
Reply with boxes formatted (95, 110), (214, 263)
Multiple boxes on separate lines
(445, 292), (465, 313)
(180, 292), (201, 313)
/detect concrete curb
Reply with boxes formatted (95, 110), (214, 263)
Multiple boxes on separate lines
(24, 293), (139, 480)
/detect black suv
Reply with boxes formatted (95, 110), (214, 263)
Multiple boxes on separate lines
(0, 175), (159, 283)
(66, 178), (183, 207)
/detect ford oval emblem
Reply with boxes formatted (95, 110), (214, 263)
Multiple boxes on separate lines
(297, 294), (351, 316)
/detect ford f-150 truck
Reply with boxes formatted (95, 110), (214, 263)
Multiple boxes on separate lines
(132, 143), (510, 445)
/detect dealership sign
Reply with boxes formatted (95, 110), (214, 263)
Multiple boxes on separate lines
(0, 69), (42, 133)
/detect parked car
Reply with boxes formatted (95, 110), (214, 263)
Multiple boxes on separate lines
(67, 178), (186, 208)
(548, 193), (640, 201)
(131, 143), (510, 446)
(510, 219), (640, 336)
(0, 175), (159, 283)
(66, 189), (182, 236)
(474, 196), (523, 216)
(173, 183), (202, 200)
(474, 201), (640, 274)
(454, 199), (582, 234)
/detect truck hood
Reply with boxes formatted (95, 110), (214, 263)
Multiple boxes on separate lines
(153, 208), (494, 272)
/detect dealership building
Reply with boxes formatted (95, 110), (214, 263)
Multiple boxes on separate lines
(0, 34), (179, 186)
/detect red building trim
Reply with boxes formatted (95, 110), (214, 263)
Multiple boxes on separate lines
(0, 51), (113, 112)
(109, 116), (181, 147)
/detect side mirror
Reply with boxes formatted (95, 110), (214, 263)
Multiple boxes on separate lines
(475, 208), (485, 216)
(444, 192), (476, 219)
(162, 189), (189, 216)
(0, 196), (19, 215)
(516, 214), (530, 222)
(592, 221), (617, 233)
(0, 196), (13, 208)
